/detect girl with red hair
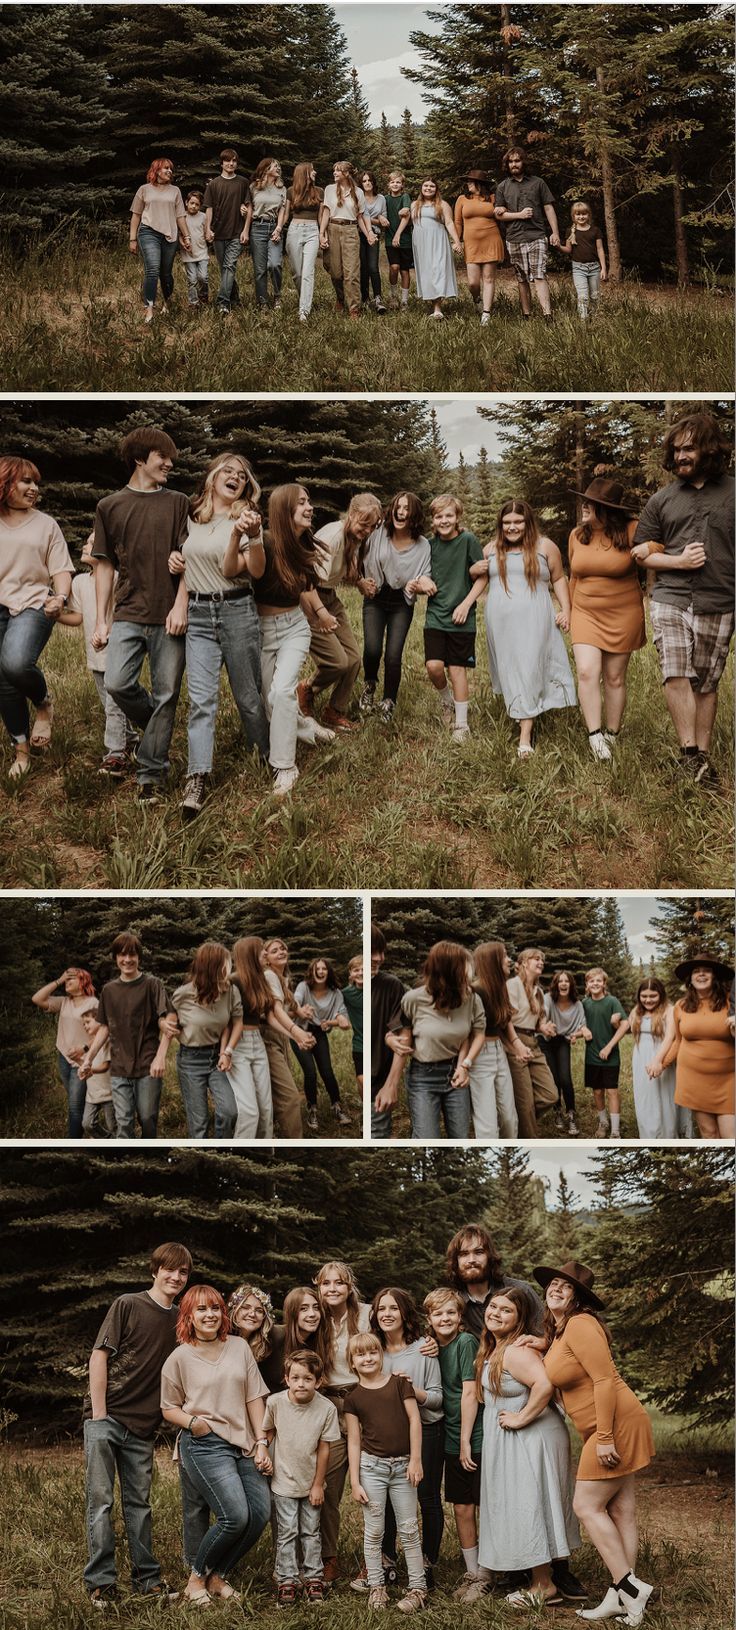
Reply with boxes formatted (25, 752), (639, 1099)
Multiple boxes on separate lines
(31, 966), (98, 1136)
(129, 157), (191, 323)
(161, 1285), (272, 1605)
(0, 455), (73, 777)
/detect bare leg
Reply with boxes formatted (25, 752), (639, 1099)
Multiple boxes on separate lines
(717, 1114), (735, 1139)
(519, 718), (534, 750)
(517, 274), (532, 315)
(482, 264), (496, 312)
(574, 643), (604, 732)
(426, 659), (450, 695)
(530, 1565), (555, 1597)
(466, 263), (481, 306)
(694, 689), (719, 751)
(453, 1503), (478, 1549)
(605, 1087), (621, 1117)
(662, 676), (697, 746)
(448, 664), (469, 703)
(607, 1479), (638, 1573)
(533, 276), (552, 315)
(573, 1478), (632, 1582)
(601, 652), (631, 733)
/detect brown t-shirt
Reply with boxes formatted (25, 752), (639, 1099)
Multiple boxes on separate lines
(569, 223), (602, 262)
(97, 973), (171, 1077)
(253, 534), (320, 608)
(203, 174), (250, 239)
(344, 1373), (415, 1458)
(83, 1290), (178, 1438)
(93, 487), (189, 625)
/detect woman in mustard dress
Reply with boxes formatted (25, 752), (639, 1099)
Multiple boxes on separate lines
(568, 476), (645, 763)
(650, 952), (734, 1140)
(453, 170), (505, 325)
(535, 1262), (655, 1627)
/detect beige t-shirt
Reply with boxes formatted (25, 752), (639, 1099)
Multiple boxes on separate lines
(172, 981), (243, 1047)
(323, 183), (366, 223)
(262, 1389), (340, 1497)
(0, 511), (73, 614)
(250, 183), (287, 220)
(313, 521), (347, 588)
(46, 993), (99, 1064)
(85, 1036), (113, 1104)
(400, 985), (486, 1062)
(326, 1302), (372, 1389)
(183, 515), (255, 596)
(506, 975), (544, 1032)
(69, 571), (109, 673)
(161, 1334), (268, 1451)
(130, 183), (185, 242)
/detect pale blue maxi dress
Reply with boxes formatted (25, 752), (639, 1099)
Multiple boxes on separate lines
(411, 205), (458, 300)
(632, 1014), (694, 1139)
(485, 547), (577, 720)
(478, 1365), (579, 1573)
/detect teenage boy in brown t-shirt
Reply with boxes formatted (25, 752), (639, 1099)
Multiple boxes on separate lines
(82, 1240), (192, 1606)
(92, 426), (189, 802)
(203, 147), (250, 313)
(78, 930), (173, 1137)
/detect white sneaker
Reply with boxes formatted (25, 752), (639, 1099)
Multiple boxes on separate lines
(272, 767), (299, 797)
(589, 730), (612, 761)
(462, 1577), (491, 1603)
(311, 723), (336, 744)
(452, 724), (470, 743)
(480, 311), (491, 326)
(453, 1573), (482, 1600)
(568, 1117), (580, 1136)
(577, 1588), (624, 1621)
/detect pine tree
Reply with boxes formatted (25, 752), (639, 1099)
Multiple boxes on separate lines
(550, 1170), (580, 1260)
(400, 108), (419, 192)
(471, 446), (500, 541)
(646, 897), (734, 993)
(484, 1147), (551, 1277)
(375, 113), (397, 179)
(0, 901), (54, 1118)
(348, 68), (372, 163)
(428, 409), (448, 490)
(593, 898), (635, 1005)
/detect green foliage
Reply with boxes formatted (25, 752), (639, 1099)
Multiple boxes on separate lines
(646, 897), (735, 992)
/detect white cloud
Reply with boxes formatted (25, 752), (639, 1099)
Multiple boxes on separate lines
(357, 51), (428, 124)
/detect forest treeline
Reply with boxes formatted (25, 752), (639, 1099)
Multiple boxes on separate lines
(0, 1146), (732, 1436)
(2, 5), (732, 282)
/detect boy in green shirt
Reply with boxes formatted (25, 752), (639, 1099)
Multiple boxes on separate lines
(424, 1287), (491, 1602)
(420, 494), (485, 742)
(582, 967), (629, 1138)
(385, 170), (414, 307)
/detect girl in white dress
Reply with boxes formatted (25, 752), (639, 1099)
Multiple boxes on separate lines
(410, 179), (462, 317)
(624, 978), (693, 1139)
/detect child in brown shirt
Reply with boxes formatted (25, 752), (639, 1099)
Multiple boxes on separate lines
(345, 1333), (426, 1613)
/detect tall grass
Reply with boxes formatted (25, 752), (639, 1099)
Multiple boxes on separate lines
(1, 230), (732, 390)
(0, 603), (731, 890)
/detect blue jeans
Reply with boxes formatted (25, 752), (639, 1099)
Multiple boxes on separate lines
(137, 224), (178, 306)
(105, 621), (185, 785)
(571, 259), (600, 316)
(273, 1493), (323, 1583)
(362, 589), (414, 705)
(406, 1057), (471, 1139)
(250, 218), (283, 306)
(359, 1454), (425, 1592)
(383, 1416), (444, 1567)
(178, 1431), (271, 1581)
(84, 1416), (159, 1592)
(58, 1049), (86, 1139)
(110, 1074), (161, 1139)
(213, 238), (242, 309)
(0, 604), (53, 742)
(177, 1044), (237, 1139)
(182, 259), (209, 305)
(186, 594), (268, 775)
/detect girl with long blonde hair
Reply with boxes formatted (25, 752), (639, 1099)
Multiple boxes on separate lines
(504, 947), (558, 1136)
(314, 1259), (372, 1582)
(300, 492), (383, 729)
(244, 157), (287, 310)
(319, 161), (376, 317)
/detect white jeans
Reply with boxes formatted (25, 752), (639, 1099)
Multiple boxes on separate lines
(469, 1038), (518, 1139)
(286, 219), (320, 317)
(259, 608), (322, 769)
(227, 1029), (273, 1138)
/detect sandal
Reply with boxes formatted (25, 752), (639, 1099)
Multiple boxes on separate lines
(8, 748), (30, 780)
(183, 1587), (211, 1606)
(30, 698), (54, 749)
(517, 744), (535, 759)
(507, 1588), (564, 1608)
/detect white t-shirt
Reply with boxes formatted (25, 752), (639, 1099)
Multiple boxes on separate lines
(323, 183), (366, 223)
(262, 1390), (340, 1497)
(313, 520), (347, 587)
(69, 571), (108, 672)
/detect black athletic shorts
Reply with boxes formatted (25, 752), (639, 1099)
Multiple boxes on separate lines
(424, 628), (476, 668)
(386, 239), (414, 271)
(585, 1062), (620, 1093)
(444, 1450), (482, 1505)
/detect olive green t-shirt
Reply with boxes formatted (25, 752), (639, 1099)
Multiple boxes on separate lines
(582, 993), (625, 1069)
(438, 1331), (483, 1455)
(425, 530), (484, 631)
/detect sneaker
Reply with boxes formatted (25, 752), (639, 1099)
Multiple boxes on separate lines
(297, 681), (315, 718)
(552, 1562), (588, 1601)
(138, 782), (161, 804)
(462, 1577), (492, 1603)
(451, 724), (470, 743)
(303, 1580), (324, 1603)
(136, 1582), (180, 1602)
(396, 1588), (428, 1614)
(311, 723), (336, 744)
(555, 1109), (567, 1131)
(453, 1573), (482, 1600)
(306, 1107), (319, 1133)
(180, 773), (208, 821)
(98, 753), (127, 778)
(589, 730), (612, 761)
(378, 699), (395, 723)
(273, 767), (299, 798)
(277, 1581), (301, 1609)
(368, 1587), (389, 1610)
(89, 1586), (118, 1608)
(350, 1566), (370, 1593)
(678, 746), (701, 776)
(333, 1102), (351, 1126)
(359, 684), (376, 716)
(693, 751), (715, 783)
(567, 1117), (580, 1137)
(375, 298), (387, 314)
(323, 704), (358, 731)
(480, 311), (491, 326)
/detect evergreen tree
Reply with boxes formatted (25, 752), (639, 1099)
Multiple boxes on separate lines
(375, 113), (397, 178)
(484, 1148), (550, 1276)
(348, 68), (372, 162)
(428, 408), (448, 489)
(550, 1170), (581, 1260)
(455, 452), (471, 515)
(471, 446), (501, 540)
(593, 898), (635, 1005)
(400, 108), (419, 191)
(0, 901), (53, 1118)
(646, 897), (734, 993)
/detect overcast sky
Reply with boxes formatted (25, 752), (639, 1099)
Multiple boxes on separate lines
(524, 1148), (601, 1209)
(335, 3), (442, 124)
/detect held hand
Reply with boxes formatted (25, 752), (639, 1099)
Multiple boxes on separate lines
(555, 611), (570, 631)
(385, 1032), (413, 1058)
(407, 1458), (423, 1487)
(92, 622), (109, 650)
(358, 576), (378, 597)
(541, 1019), (557, 1038)
(217, 1051), (232, 1072)
(168, 550), (186, 575)
(513, 1043), (533, 1063)
(78, 1060), (91, 1081)
(271, 228), (281, 243)
(165, 604), (188, 637)
(597, 1440), (620, 1468)
(300, 1004), (316, 1020)
(366, 232), (376, 246)
(679, 542), (706, 569)
(646, 1060), (663, 1079)
(254, 1447), (273, 1474)
(181, 237), (192, 254)
(292, 1025), (316, 1050)
(308, 1481), (325, 1507)
(44, 595), (65, 620)
(352, 1483), (370, 1506)
(319, 612), (339, 632)
(450, 1062), (470, 1089)
(320, 236), (329, 250)
(549, 233), (560, 248)
(235, 508), (263, 539)
(205, 228), (215, 243)
(67, 1045), (86, 1064)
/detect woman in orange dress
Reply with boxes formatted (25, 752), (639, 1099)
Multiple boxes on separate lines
(535, 1262), (655, 1627)
(650, 952), (734, 1140)
(568, 476), (645, 763)
(453, 171), (504, 325)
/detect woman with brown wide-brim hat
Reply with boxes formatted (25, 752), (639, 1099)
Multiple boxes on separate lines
(453, 169), (504, 324)
(534, 1261), (655, 1626)
(650, 952), (735, 1139)
(567, 472), (645, 763)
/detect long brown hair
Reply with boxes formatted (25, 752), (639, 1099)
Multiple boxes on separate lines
(515, 948), (546, 1020)
(305, 957), (339, 991)
(412, 178), (445, 221)
(445, 1225), (502, 1292)
(283, 1286), (332, 1372)
(630, 977), (669, 1042)
(267, 484), (326, 599)
(474, 1286), (538, 1399)
(190, 451), (261, 525)
(663, 413), (730, 480)
(575, 502), (632, 553)
(314, 1260), (363, 1337)
(251, 156), (283, 193)
(189, 941), (231, 1006)
(549, 970), (580, 1005)
(493, 500), (542, 593)
(231, 936), (275, 1019)
(543, 1291), (612, 1350)
(332, 160), (359, 209)
(681, 974), (729, 1014)
(385, 491), (424, 541)
(369, 1286), (421, 1346)
(423, 940), (472, 1013)
(473, 942), (512, 1031)
(290, 161), (321, 211)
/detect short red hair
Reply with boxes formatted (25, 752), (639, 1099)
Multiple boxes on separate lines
(69, 967), (95, 997)
(176, 1285), (230, 1346)
(0, 457), (40, 510)
(147, 157), (175, 184)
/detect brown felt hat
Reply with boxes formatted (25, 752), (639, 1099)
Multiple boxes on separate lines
(674, 952), (734, 985)
(534, 1260), (605, 1310)
(463, 169), (489, 183)
(569, 477), (636, 514)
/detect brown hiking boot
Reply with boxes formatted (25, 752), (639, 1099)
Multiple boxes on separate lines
(297, 681), (315, 718)
(324, 704), (358, 731)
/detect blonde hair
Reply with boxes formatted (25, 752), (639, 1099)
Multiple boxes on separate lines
(347, 1331), (383, 1372)
(343, 492), (383, 582)
(315, 1260), (363, 1336)
(388, 170), (405, 186)
(190, 452), (261, 525)
(430, 492), (463, 522)
(585, 967), (609, 992)
(569, 199), (592, 247)
(347, 956), (363, 979)
(515, 948), (546, 1019)
(423, 1287), (464, 1320)
(333, 160), (359, 209)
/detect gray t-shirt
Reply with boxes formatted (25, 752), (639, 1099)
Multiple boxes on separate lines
(544, 995), (587, 1039)
(262, 1389), (340, 1497)
(381, 1339), (443, 1425)
(633, 474), (734, 614)
(172, 981), (243, 1047)
(495, 173), (555, 242)
(400, 984), (486, 1062)
(362, 524), (431, 604)
(183, 514), (254, 596)
(363, 194), (387, 235)
(293, 983), (348, 1023)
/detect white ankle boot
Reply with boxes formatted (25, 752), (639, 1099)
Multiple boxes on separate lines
(577, 1587), (623, 1621)
(615, 1577), (654, 1625)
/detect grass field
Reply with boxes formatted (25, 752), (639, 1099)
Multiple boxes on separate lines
(0, 598), (731, 891)
(2, 232), (733, 391)
(1, 1416), (732, 1630)
(3, 1018), (360, 1142)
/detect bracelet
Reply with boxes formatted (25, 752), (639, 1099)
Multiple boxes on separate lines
(254, 1437), (268, 1447)
(189, 1415), (199, 1429)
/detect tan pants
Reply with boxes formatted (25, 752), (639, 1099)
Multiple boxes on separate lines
(320, 1392), (350, 1560)
(507, 1037), (557, 1138)
(325, 224), (361, 313)
(309, 589), (361, 713)
(263, 1031), (303, 1139)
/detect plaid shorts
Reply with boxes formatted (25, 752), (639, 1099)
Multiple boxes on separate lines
(650, 600), (735, 694)
(507, 236), (547, 281)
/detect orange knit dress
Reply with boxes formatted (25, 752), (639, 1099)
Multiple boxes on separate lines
(544, 1313), (654, 1481)
(453, 195), (504, 263)
(664, 1000), (735, 1116)
(568, 520), (645, 653)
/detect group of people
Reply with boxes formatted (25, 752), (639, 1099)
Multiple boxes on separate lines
(371, 928), (735, 1142)
(128, 146), (607, 324)
(0, 412), (731, 804)
(32, 932), (362, 1140)
(83, 1226), (656, 1624)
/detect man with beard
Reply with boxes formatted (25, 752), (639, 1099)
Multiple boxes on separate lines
(632, 412), (734, 781)
(494, 146), (560, 319)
